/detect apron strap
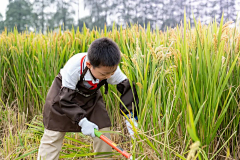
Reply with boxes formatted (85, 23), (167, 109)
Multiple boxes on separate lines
(104, 81), (108, 94)
(80, 67), (88, 82)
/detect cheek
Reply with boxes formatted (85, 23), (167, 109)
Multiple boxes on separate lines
(92, 70), (98, 77)
(91, 70), (103, 78)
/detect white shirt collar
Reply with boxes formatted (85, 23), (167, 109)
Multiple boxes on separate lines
(83, 55), (100, 84)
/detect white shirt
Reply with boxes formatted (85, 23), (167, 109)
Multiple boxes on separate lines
(60, 52), (127, 90)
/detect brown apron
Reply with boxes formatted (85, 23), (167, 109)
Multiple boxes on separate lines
(43, 67), (111, 132)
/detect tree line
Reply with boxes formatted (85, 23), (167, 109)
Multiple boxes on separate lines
(0, 0), (238, 33)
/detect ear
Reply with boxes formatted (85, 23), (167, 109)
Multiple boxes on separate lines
(86, 61), (91, 68)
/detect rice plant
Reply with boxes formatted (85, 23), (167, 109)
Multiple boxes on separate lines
(1, 14), (240, 159)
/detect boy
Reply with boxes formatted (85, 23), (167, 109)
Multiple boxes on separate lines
(37, 37), (139, 160)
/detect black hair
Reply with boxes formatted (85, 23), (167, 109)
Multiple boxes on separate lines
(87, 37), (121, 68)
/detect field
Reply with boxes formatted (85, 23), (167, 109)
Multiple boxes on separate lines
(1, 15), (240, 159)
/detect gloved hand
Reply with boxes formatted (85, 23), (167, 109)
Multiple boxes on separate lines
(78, 117), (99, 137)
(125, 113), (138, 138)
(125, 119), (138, 137)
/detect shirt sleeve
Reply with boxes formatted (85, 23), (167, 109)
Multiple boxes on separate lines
(107, 66), (127, 85)
(61, 68), (80, 90)
(116, 79), (139, 118)
(60, 54), (82, 90)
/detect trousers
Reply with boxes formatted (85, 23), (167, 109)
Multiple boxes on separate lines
(37, 127), (113, 160)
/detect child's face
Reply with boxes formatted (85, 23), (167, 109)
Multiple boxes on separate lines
(86, 61), (118, 80)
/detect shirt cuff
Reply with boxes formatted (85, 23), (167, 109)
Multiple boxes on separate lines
(126, 112), (138, 121)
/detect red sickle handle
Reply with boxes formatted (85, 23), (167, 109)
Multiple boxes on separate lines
(94, 129), (132, 159)
(100, 135), (132, 158)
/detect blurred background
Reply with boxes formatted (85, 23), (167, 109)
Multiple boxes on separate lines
(0, 0), (239, 33)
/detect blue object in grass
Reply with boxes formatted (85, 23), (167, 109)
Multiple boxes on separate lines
(126, 112), (138, 121)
